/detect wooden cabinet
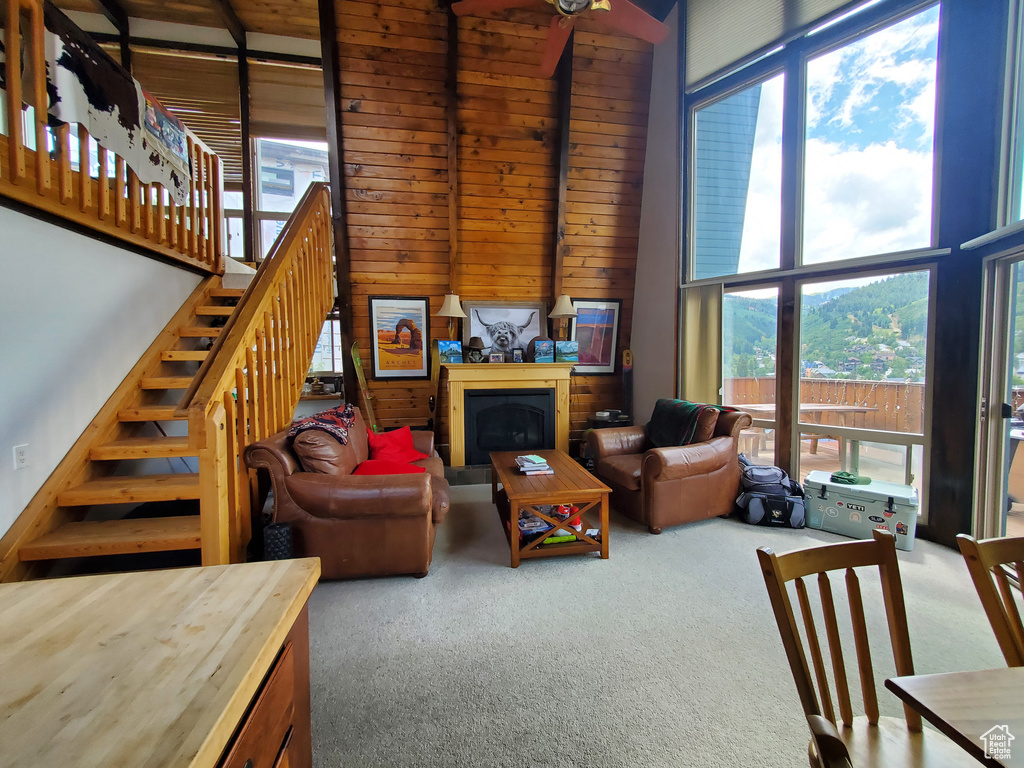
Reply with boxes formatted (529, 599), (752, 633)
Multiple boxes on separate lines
(0, 559), (320, 768)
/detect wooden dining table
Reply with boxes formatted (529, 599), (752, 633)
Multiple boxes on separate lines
(885, 667), (1024, 767)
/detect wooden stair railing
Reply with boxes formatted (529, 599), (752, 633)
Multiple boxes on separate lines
(180, 182), (334, 564)
(0, 185), (332, 580)
(0, 0), (224, 273)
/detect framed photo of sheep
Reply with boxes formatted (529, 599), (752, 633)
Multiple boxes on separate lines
(570, 298), (621, 374)
(462, 301), (547, 361)
(368, 296), (430, 379)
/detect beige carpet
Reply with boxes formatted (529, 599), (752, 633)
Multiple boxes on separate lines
(307, 484), (1005, 767)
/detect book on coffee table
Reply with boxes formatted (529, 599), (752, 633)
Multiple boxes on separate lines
(515, 454), (551, 474)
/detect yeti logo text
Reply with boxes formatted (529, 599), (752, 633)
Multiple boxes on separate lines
(981, 725), (1014, 761)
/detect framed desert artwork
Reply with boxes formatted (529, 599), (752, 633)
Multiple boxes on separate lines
(570, 298), (621, 374)
(462, 301), (547, 360)
(368, 296), (430, 379)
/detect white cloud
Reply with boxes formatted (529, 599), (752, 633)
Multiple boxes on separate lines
(738, 75), (784, 273)
(802, 138), (933, 263)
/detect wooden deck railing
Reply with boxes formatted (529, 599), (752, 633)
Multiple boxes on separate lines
(181, 183), (333, 564)
(725, 376), (925, 435)
(1, 0), (223, 273)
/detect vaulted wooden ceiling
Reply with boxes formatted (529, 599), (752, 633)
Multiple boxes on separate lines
(54, 0), (674, 43)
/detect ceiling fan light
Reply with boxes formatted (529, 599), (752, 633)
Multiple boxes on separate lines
(591, 0), (611, 10)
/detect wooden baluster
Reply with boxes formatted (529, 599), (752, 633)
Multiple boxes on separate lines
(818, 572), (853, 726)
(115, 157), (127, 225)
(98, 147), (111, 221)
(257, 322), (273, 435)
(178, 182), (189, 253)
(144, 184), (155, 239)
(157, 186), (167, 244)
(77, 128), (90, 212)
(211, 157), (223, 272)
(6, 0), (26, 182)
(168, 197), (178, 249)
(197, 151), (207, 264)
(271, 306), (286, 427)
(56, 124), (72, 203)
(222, 391), (239, 560)
(234, 367), (252, 558)
(189, 139), (199, 259)
(282, 276), (298, 401)
(30, 1), (49, 195)
(128, 169), (141, 233)
(245, 347), (261, 442)
(795, 576), (836, 724)
(846, 568), (879, 724)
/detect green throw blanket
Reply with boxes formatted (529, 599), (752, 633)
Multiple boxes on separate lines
(645, 399), (735, 448)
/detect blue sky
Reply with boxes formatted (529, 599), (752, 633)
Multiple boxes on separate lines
(735, 4), (940, 273)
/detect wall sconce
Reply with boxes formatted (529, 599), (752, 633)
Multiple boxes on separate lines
(548, 294), (577, 341)
(435, 293), (468, 340)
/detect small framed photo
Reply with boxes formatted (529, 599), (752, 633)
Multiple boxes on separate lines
(489, 352), (505, 363)
(437, 340), (462, 364)
(512, 348), (524, 363)
(368, 295), (430, 379)
(570, 298), (621, 374)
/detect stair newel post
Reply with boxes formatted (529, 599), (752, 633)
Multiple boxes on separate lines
(196, 401), (231, 566)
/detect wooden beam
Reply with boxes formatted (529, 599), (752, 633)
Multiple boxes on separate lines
(550, 30), (574, 303)
(238, 52), (255, 263)
(210, 0), (246, 49)
(318, 0), (357, 397)
(91, 0), (131, 71)
(446, 8), (459, 293)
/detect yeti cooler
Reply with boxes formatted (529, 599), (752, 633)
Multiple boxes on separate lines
(803, 471), (919, 551)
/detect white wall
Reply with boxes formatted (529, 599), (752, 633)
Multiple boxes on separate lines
(632, 5), (680, 424)
(0, 205), (202, 537)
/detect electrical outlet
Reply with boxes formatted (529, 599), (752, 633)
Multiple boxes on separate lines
(13, 445), (29, 470)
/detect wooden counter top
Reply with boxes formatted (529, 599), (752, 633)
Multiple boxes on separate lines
(0, 558), (320, 768)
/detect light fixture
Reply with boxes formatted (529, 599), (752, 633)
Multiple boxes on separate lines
(435, 293), (468, 340)
(548, 294), (577, 340)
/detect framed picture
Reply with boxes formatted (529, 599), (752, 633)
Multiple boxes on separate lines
(489, 352), (505, 363)
(463, 301), (547, 360)
(570, 298), (621, 374)
(437, 340), (462, 364)
(512, 348), (524, 363)
(368, 295), (429, 379)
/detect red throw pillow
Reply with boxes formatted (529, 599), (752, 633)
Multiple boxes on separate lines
(366, 426), (429, 464)
(353, 459), (427, 476)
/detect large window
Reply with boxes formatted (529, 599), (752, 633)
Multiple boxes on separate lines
(693, 74), (784, 279)
(803, 7), (939, 263)
(254, 137), (330, 258)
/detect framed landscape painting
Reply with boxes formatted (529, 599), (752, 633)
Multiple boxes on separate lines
(462, 301), (547, 358)
(368, 296), (430, 379)
(570, 298), (621, 374)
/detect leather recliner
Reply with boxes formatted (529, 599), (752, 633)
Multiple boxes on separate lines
(584, 408), (753, 533)
(244, 409), (450, 579)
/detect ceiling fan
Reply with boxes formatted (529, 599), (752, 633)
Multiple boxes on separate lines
(450, 0), (669, 78)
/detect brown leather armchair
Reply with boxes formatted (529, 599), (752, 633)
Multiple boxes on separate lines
(244, 409), (450, 580)
(584, 408), (752, 533)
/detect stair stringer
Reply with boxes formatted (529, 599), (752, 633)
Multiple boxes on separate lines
(0, 276), (224, 582)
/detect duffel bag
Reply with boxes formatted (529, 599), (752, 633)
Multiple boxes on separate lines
(736, 492), (806, 528)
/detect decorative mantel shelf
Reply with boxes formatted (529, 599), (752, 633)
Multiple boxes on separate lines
(443, 363), (575, 467)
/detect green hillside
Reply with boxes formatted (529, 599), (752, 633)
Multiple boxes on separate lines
(723, 273), (929, 381)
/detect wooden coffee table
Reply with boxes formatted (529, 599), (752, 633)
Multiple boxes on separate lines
(490, 449), (610, 568)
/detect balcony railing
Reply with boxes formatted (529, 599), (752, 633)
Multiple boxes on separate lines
(1, 0), (223, 273)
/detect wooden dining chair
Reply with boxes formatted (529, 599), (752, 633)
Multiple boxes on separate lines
(758, 529), (974, 768)
(956, 534), (1024, 667)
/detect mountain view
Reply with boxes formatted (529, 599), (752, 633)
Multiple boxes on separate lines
(723, 273), (929, 381)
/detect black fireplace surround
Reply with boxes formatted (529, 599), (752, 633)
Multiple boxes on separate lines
(464, 388), (556, 465)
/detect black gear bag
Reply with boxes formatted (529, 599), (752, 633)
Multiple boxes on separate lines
(735, 463), (806, 528)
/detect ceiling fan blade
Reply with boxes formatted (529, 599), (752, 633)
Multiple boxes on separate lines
(598, 0), (669, 45)
(451, 0), (542, 17)
(537, 16), (575, 78)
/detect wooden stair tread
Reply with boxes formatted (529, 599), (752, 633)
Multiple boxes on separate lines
(209, 287), (245, 298)
(195, 305), (235, 316)
(140, 376), (195, 390)
(91, 436), (194, 460)
(19, 517), (201, 561)
(58, 474), (200, 506)
(161, 350), (208, 361)
(179, 326), (222, 338)
(117, 405), (187, 422)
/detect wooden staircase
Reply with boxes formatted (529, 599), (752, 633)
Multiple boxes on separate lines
(3, 282), (245, 576)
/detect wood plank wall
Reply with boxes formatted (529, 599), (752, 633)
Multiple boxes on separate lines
(332, 0), (654, 452)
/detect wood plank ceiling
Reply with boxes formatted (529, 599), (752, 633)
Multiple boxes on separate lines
(58, 0), (669, 446)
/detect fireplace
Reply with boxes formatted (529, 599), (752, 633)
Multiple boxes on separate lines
(464, 388), (556, 465)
